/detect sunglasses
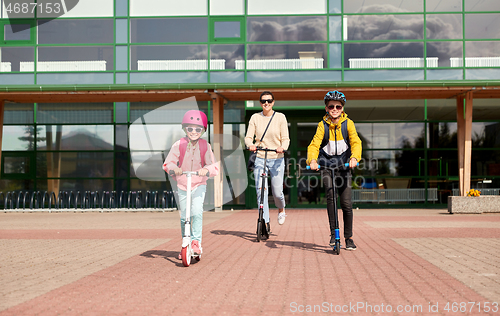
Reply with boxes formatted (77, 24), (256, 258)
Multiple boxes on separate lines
(327, 105), (344, 111)
(186, 127), (203, 133)
(260, 99), (274, 104)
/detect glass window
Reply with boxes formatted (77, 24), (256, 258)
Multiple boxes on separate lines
(426, 14), (462, 39)
(344, 42), (424, 68)
(426, 69), (463, 80)
(471, 150), (500, 177)
(210, 44), (244, 70)
(37, 103), (113, 124)
(427, 99), (456, 120)
(329, 0), (341, 13)
(36, 152), (114, 178)
(115, 102), (128, 123)
(473, 99), (500, 121)
(427, 41), (463, 67)
(1, 126), (36, 150)
(247, 16), (327, 42)
(4, 24), (30, 41)
(465, 0), (500, 11)
(115, 125), (129, 149)
(129, 101), (209, 124)
(357, 150), (424, 177)
(116, 0), (129, 16)
(129, 72), (208, 84)
(130, 18), (208, 43)
(0, 73), (34, 84)
(247, 44), (327, 69)
(464, 41), (500, 66)
(36, 179), (113, 193)
(36, 73), (114, 85)
(466, 69), (500, 79)
(210, 71), (245, 83)
(329, 16), (341, 41)
(116, 46), (128, 71)
(214, 21), (241, 38)
(3, 156), (29, 174)
(465, 14), (500, 39)
(426, 0), (462, 12)
(356, 123), (425, 149)
(329, 43), (341, 68)
(246, 70), (341, 82)
(346, 99), (425, 121)
(472, 123), (500, 148)
(347, 69), (424, 81)
(4, 103), (34, 124)
(37, 19), (114, 44)
(345, 15), (423, 41)
(0, 47), (34, 72)
(130, 0), (207, 17)
(131, 45), (208, 71)
(115, 152), (129, 178)
(0, 180), (34, 192)
(247, 0), (327, 15)
(343, 0), (423, 13)
(116, 72), (128, 84)
(427, 122), (457, 149)
(210, 0), (244, 15)
(36, 126), (114, 151)
(116, 19), (128, 44)
(37, 46), (114, 71)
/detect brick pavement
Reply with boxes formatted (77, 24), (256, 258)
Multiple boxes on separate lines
(0, 209), (499, 315)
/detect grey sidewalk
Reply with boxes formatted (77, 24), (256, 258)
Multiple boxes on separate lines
(0, 209), (499, 315)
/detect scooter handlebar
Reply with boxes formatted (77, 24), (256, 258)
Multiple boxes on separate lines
(306, 163), (357, 170)
(246, 146), (288, 154)
(168, 170), (210, 177)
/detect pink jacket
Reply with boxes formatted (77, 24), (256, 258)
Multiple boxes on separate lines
(162, 139), (219, 191)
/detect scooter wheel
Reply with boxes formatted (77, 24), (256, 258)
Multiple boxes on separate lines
(335, 241), (341, 255)
(256, 220), (262, 242)
(181, 246), (191, 267)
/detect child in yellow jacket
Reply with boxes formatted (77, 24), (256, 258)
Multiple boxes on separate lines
(307, 91), (362, 251)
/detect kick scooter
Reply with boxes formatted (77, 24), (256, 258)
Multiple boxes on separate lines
(250, 147), (277, 242)
(170, 170), (203, 267)
(307, 163), (352, 255)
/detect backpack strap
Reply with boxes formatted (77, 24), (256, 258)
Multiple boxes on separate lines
(177, 137), (208, 168)
(319, 119), (350, 150)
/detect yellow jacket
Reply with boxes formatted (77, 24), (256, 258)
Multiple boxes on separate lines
(307, 112), (362, 165)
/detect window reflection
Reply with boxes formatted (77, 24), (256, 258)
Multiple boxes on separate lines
(426, 14), (462, 39)
(343, 0), (423, 13)
(130, 18), (208, 43)
(356, 123), (425, 149)
(131, 45), (208, 71)
(36, 126), (114, 151)
(1, 126), (36, 150)
(247, 16), (327, 42)
(346, 15), (423, 40)
(0, 47), (34, 72)
(426, 0), (461, 12)
(465, 0), (500, 11)
(4, 103), (34, 124)
(38, 19), (114, 44)
(37, 103), (113, 124)
(210, 44), (244, 69)
(427, 41), (462, 67)
(329, 16), (341, 41)
(344, 42), (424, 68)
(36, 152), (114, 178)
(464, 41), (500, 67)
(246, 44), (327, 69)
(465, 14), (500, 39)
(36, 46), (114, 71)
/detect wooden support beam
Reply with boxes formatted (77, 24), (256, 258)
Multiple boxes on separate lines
(463, 91), (473, 195)
(456, 96), (465, 196)
(211, 94), (224, 211)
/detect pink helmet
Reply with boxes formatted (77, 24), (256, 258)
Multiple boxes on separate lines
(182, 110), (208, 130)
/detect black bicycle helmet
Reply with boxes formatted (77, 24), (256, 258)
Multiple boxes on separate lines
(324, 90), (346, 106)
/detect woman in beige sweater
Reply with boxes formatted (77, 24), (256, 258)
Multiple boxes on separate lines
(245, 91), (290, 233)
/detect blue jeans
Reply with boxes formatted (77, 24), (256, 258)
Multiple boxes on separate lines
(253, 157), (286, 223)
(177, 185), (206, 242)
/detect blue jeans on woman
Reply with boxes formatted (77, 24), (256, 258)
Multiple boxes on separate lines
(253, 157), (286, 223)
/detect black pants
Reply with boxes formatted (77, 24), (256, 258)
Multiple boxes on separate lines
(321, 169), (353, 239)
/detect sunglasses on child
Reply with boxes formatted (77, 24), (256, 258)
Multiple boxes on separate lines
(327, 104), (344, 111)
(260, 99), (274, 104)
(186, 127), (203, 133)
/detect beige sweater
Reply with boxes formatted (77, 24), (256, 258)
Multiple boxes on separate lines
(245, 111), (290, 159)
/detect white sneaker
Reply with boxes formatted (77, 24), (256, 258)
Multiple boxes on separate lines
(278, 210), (287, 225)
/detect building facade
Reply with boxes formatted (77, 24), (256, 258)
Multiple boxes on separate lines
(0, 0), (499, 209)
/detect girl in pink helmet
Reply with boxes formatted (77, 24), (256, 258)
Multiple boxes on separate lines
(163, 110), (219, 259)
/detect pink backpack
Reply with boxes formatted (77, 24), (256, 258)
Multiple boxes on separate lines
(177, 137), (208, 168)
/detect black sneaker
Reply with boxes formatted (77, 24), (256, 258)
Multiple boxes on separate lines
(266, 222), (271, 234)
(345, 238), (357, 251)
(329, 235), (336, 247)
